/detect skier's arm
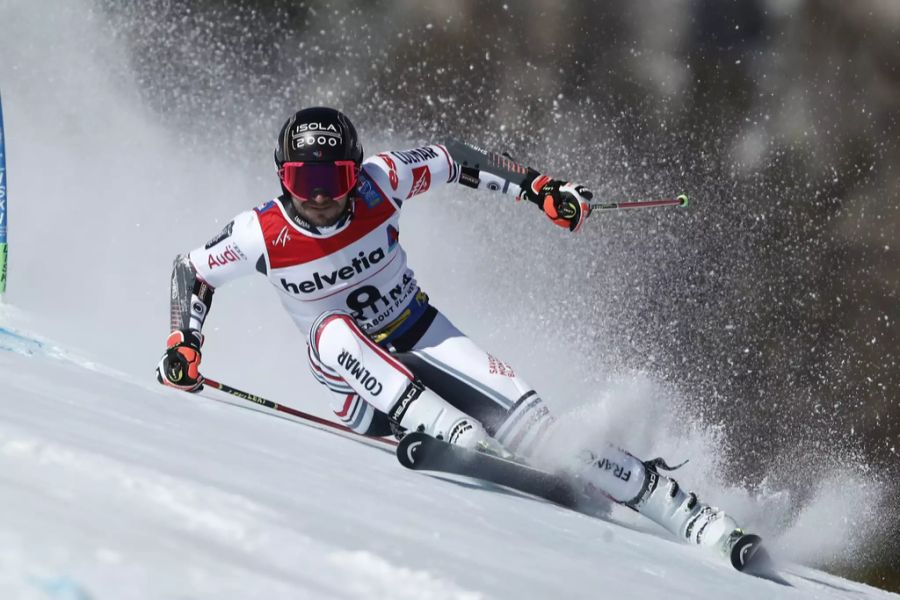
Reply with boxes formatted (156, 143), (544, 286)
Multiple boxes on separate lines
(363, 142), (592, 231)
(157, 210), (266, 391)
(361, 145), (459, 207)
(444, 139), (594, 233)
(169, 253), (215, 333)
(363, 143), (527, 204)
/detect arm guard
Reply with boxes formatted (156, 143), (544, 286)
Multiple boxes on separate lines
(443, 139), (538, 199)
(169, 254), (215, 332)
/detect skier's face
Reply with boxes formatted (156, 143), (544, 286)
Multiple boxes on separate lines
(291, 191), (350, 226)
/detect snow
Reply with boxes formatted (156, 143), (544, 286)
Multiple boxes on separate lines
(1, 321), (897, 599)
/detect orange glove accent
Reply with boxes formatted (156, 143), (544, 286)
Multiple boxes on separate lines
(543, 195), (572, 229)
(522, 170), (594, 232)
(157, 329), (204, 391)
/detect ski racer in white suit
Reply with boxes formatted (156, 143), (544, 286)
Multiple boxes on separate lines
(157, 107), (744, 552)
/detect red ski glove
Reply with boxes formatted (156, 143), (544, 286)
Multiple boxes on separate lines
(156, 329), (204, 392)
(522, 171), (593, 232)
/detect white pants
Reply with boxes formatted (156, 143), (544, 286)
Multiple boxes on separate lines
(307, 308), (552, 456)
(307, 307), (647, 503)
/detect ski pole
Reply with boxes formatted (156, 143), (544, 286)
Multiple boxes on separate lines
(200, 377), (398, 447)
(588, 193), (689, 212)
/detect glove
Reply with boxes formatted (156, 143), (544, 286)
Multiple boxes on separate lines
(522, 170), (593, 232)
(156, 329), (204, 392)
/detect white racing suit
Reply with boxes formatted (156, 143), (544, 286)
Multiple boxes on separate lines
(168, 143), (741, 550)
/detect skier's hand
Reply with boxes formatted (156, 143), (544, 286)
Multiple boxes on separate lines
(156, 329), (204, 392)
(522, 171), (593, 232)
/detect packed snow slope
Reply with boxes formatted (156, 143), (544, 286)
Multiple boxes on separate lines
(0, 320), (895, 600)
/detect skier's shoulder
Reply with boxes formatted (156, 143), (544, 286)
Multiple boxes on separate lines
(187, 204), (267, 283)
(360, 153), (400, 201)
(252, 195), (310, 231)
(361, 144), (453, 181)
(251, 196), (285, 220)
(361, 143), (455, 202)
(197, 206), (261, 250)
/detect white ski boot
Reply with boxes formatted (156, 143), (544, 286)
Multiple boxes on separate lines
(391, 381), (500, 451)
(567, 445), (742, 552)
(626, 459), (740, 552)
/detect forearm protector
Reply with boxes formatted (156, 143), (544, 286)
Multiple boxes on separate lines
(169, 254), (215, 332)
(443, 139), (534, 199)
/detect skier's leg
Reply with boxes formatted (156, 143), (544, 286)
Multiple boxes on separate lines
(306, 344), (392, 436)
(573, 449), (740, 548)
(308, 310), (494, 448)
(393, 314), (643, 499)
(392, 310), (554, 456)
(395, 310), (741, 548)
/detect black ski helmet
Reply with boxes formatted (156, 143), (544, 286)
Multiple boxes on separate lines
(274, 107), (363, 169)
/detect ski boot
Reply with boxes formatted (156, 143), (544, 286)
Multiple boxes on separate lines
(570, 446), (768, 571)
(626, 459), (742, 554)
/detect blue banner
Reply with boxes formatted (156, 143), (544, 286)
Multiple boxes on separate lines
(0, 91), (7, 295)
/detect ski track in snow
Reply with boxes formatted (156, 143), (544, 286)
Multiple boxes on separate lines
(1, 320), (898, 599)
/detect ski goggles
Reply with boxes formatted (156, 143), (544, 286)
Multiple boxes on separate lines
(279, 161), (358, 201)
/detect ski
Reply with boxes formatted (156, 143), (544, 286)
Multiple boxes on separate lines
(725, 532), (790, 584)
(398, 433), (788, 580)
(728, 532), (764, 571)
(396, 432), (580, 508)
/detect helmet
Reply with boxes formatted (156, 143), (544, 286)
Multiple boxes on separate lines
(275, 107), (363, 201)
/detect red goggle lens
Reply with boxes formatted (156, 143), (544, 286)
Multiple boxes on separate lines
(279, 161), (358, 201)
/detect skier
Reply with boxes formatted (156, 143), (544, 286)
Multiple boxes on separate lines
(157, 106), (746, 556)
